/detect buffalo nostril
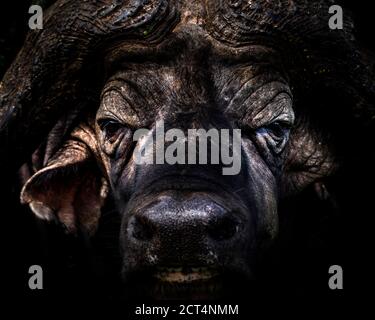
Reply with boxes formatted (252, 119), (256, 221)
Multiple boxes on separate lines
(130, 215), (154, 241)
(208, 215), (239, 241)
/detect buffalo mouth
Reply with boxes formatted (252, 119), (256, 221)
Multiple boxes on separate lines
(121, 266), (251, 300)
(150, 266), (224, 299)
(154, 266), (220, 283)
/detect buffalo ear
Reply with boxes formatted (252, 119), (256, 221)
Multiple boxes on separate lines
(20, 139), (108, 236)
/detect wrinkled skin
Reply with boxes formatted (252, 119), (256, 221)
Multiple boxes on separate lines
(1, 0), (374, 299)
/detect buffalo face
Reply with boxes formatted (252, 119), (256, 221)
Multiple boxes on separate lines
(93, 28), (297, 297)
(4, 0), (367, 299)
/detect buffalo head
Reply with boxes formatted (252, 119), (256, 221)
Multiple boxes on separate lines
(1, 0), (374, 299)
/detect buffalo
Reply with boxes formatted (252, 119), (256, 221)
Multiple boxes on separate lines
(1, 0), (374, 300)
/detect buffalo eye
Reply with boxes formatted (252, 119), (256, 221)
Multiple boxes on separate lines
(98, 119), (123, 141)
(264, 121), (290, 140)
(256, 120), (292, 154)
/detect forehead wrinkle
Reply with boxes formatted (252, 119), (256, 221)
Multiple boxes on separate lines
(251, 93), (294, 127)
(223, 70), (287, 116)
(99, 91), (142, 127)
(107, 26), (278, 73)
(108, 70), (167, 104)
(217, 64), (257, 101)
(101, 67), (183, 126)
(103, 31), (291, 121)
(240, 81), (292, 124)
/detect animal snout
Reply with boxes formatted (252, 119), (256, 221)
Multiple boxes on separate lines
(124, 193), (245, 266)
(130, 197), (239, 243)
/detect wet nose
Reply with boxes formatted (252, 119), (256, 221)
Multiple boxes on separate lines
(127, 194), (240, 256)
